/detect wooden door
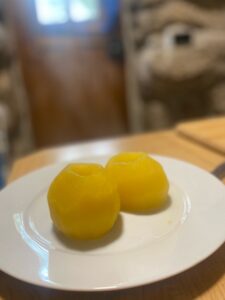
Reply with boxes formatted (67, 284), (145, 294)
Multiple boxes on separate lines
(7, 0), (127, 147)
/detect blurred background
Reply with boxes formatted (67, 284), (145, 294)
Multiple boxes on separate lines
(0, 0), (225, 185)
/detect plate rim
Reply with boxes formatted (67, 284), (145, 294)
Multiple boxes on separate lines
(0, 154), (225, 291)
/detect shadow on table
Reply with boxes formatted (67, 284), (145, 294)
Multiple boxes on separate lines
(140, 242), (225, 300)
(0, 243), (224, 299)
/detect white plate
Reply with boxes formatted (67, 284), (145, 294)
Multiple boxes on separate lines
(0, 155), (224, 291)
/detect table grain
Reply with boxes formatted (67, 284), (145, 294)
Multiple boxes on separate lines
(176, 116), (225, 155)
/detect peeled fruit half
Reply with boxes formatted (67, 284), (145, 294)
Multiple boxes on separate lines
(106, 152), (169, 212)
(47, 163), (120, 240)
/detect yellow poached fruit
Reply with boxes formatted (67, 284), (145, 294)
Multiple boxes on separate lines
(47, 163), (120, 240)
(106, 152), (169, 212)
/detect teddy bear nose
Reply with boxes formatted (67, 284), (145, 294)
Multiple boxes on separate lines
(174, 32), (191, 45)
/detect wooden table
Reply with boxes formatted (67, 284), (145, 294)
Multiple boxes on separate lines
(176, 116), (225, 155)
(1, 124), (225, 299)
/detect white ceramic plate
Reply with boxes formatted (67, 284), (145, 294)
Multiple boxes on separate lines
(0, 155), (224, 291)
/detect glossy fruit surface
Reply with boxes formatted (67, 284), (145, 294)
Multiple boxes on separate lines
(48, 163), (120, 239)
(106, 153), (169, 212)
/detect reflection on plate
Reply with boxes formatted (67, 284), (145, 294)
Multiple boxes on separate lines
(0, 155), (224, 291)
